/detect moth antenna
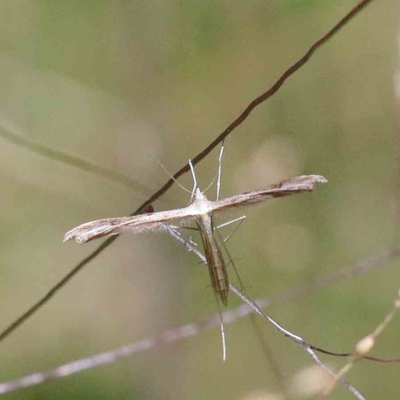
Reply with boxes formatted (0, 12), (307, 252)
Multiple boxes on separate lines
(203, 141), (226, 199)
(148, 151), (192, 194)
(188, 159), (198, 199)
(216, 140), (226, 201)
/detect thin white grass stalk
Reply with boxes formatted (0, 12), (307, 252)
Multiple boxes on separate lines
(0, 286), (364, 397)
(163, 226), (227, 361)
(323, 288), (400, 396)
(0, 233), (390, 397)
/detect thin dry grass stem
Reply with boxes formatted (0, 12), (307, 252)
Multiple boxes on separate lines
(248, 314), (288, 398)
(0, 122), (148, 193)
(322, 289), (400, 396)
(163, 226), (227, 361)
(3, 249), (399, 395)
(225, 287), (366, 399)
(312, 15), (400, 397)
(0, 288), (374, 397)
(6, 242), (399, 396)
(0, 0), (374, 344)
(258, 250), (400, 310)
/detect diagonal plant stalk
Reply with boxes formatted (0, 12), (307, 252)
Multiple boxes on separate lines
(0, 0), (374, 345)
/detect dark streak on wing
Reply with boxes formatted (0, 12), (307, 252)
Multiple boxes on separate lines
(211, 175), (327, 212)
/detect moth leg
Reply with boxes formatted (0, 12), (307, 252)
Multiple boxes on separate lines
(216, 215), (246, 244)
(214, 218), (247, 293)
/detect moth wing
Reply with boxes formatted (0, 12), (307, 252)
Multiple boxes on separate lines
(211, 175), (327, 211)
(64, 207), (195, 243)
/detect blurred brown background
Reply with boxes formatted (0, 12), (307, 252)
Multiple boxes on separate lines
(0, 1), (399, 399)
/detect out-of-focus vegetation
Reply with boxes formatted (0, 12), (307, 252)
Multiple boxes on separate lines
(0, 1), (399, 399)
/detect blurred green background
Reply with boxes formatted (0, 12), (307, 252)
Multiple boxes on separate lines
(1, 1), (399, 399)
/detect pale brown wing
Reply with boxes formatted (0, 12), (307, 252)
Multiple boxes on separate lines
(65, 174), (326, 243)
(63, 206), (196, 244)
(211, 175), (327, 212)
